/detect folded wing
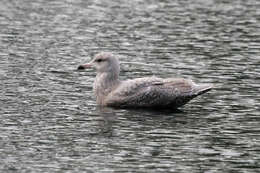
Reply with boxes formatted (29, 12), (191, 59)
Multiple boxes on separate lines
(104, 77), (212, 108)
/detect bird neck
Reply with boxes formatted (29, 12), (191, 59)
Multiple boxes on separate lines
(93, 72), (120, 105)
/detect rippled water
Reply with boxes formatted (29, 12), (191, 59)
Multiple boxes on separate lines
(1, 0), (260, 172)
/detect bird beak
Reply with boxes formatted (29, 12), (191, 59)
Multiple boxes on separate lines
(77, 63), (92, 70)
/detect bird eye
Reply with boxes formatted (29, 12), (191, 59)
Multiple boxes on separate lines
(96, 59), (103, 63)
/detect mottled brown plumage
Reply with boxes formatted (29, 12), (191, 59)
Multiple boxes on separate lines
(78, 52), (212, 109)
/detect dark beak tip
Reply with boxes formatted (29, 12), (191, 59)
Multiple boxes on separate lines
(77, 65), (85, 70)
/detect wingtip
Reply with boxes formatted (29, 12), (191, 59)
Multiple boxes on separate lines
(195, 84), (213, 96)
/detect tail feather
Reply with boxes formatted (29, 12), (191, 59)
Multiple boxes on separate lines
(194, 84), (213, 96)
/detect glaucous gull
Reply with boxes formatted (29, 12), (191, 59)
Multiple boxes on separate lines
(78, 52), (212, 109)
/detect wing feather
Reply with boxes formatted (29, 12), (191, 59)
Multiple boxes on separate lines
(104, 77), (196, 108)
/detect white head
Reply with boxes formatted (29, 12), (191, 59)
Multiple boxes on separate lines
(78, 52), (120, 77)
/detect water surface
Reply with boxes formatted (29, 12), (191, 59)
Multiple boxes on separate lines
(0, 0), (260, 172)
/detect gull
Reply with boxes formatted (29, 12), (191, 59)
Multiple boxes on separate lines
(78, 52), (212, 109)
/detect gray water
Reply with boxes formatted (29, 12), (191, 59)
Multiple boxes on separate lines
(0, 0), (260, 172)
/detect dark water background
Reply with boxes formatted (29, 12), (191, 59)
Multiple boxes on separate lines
(0, 0), (260, 172)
